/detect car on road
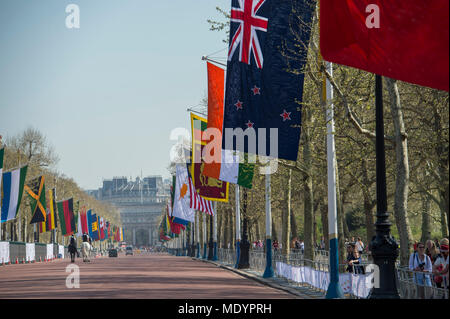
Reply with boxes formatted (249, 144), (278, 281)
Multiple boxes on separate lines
(125, 246), (133, 255)
(108, 248), (118, 257)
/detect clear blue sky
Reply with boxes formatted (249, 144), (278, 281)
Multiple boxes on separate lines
(0, 0), (230, 190)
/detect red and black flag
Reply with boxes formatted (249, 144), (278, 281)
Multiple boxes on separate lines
(24, 176), (47, 224)
(57, 198), (76, 236)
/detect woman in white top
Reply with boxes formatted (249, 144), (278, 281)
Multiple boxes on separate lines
(409, 242), (432, 287)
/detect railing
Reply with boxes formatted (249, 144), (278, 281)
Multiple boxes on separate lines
(212, 248), (448, 299)
(0, 241), (68, 264)
(396, 267), (448, 299)
(218, 248), (236, 266)
(167, 245), (448, 299)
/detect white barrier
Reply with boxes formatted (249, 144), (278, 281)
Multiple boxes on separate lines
(58, 244), (65, 258)
(276, 262), (373, 298)
(26, 243), (35, 262)
(46, 244), (54, 260)
(0, 241), (10, 264)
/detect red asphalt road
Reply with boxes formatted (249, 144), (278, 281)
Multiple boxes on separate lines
(0, 252), (296, 299)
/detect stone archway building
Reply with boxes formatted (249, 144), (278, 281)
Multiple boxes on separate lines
(87, 176), (169, 247)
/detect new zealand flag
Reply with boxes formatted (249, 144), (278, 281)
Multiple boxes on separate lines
(222, 0), (315, 161)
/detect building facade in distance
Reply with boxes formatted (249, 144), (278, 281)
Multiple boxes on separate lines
(87, 175), (170, 247)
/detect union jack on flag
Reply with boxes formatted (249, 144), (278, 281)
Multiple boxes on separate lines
(228, 0), (268, 69)
(223, 0), (315, 162)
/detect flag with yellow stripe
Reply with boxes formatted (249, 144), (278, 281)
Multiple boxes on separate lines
(25, 176), (46, 224)
(39, 188), (57, 233)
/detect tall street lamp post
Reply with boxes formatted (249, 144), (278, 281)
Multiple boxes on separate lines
(238, 188), (250, 269)
(368, 75), (400, 299)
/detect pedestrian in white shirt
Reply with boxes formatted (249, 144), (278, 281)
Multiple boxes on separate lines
(355, 237), (364, 255)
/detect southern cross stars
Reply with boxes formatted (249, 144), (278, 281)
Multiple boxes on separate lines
(246, 120), (254, 128)
(235, 100), (243, 110)
(280, 109), (291, 121)
(251, 85), (261, 95)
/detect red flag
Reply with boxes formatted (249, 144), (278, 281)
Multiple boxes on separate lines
(203, 62), (224, 179)
(168, 217), (182, 235)
(81, 208), (88, 234)
(99, 217), (105, 240)
(320, 0), (449, 91)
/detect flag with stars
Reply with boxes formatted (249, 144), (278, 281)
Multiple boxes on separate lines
(222, 0), (315, 161)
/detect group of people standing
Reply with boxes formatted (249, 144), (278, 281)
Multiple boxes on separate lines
(409, 238), (449, 290)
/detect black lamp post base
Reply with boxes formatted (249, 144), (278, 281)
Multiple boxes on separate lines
(237, 239), (250, 269)
(208, 241), (214, 260)
(187, 244), (191, 257)
(368, 290), (401, 299)
(368, 231), (400, 299)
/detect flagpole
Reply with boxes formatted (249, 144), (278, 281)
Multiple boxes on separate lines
(324, 62), (344, 299)
(16, 150), (20, 243)
(18, 218), (21, 242)
(208, 213), (213, 260)
(202, 213), (207, 259)
(177, 231), (181, 256)
(201, 56), (227, 67)
(191, 220), (195, 257)
(213, 202), (218, 261)
(183, 227), (186, 256)
(54, 184), (58, 245)
(235, 185), (241, 268)
(196, 211), (200, 258)
(263, 168), (274, 277)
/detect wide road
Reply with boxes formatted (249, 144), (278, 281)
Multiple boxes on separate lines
(0, 252), (296, 299)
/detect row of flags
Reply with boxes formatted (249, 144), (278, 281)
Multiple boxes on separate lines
(159, 0), (317, 241)
(0, 148), (124, 243)
(159, 0), (448, 244)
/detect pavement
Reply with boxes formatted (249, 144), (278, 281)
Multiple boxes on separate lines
(192, 257), (324, 299)
(0, 252), (302, 299)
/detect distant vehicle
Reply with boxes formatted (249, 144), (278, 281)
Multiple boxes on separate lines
(125, 246), (133, 255)
(108, 248), (118, 257)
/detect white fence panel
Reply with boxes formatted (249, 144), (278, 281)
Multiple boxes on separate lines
(46, 244), (54, 260)
(0, 241), (10, 264)
(58, 244), (65, 258)
(26, 243), (35, 262)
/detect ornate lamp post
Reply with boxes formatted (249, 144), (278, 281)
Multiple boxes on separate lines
(237, 188), (250, 269)
(263, 171), (274, 278)
(368, 75), (400, 299)
(186, 225), (191, 256)
(235, 186), (241, 268)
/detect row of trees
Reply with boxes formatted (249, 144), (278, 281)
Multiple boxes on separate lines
(167, 4), (449, 267)
(0, 127), (121, 245)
